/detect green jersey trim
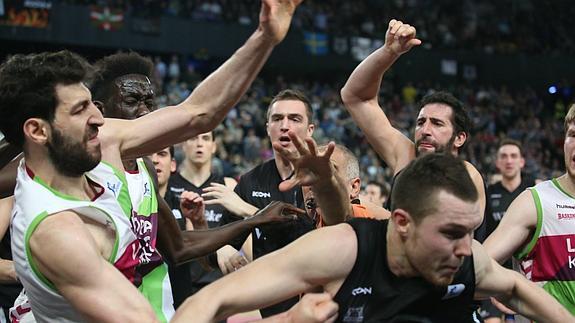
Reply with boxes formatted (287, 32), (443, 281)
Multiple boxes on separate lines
(515, 188), (543, 260)
(138, 264), (169, 322)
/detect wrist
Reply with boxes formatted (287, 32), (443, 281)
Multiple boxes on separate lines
(381, 45), (402, 60)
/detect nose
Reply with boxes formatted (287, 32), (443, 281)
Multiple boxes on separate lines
(280, 117), (290, 131)
(454, 236), (472, 257)
(90, 101), (105, 127)
(419, 120), (432, 135)
(151, 154), (159, 165)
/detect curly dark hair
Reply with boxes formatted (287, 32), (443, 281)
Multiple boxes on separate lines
(90, 52), (154, 104)
(417, 91), (472, 152)
(0, 51), (91, 148)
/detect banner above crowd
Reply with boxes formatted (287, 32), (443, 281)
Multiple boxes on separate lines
(0, 0), (52, 28)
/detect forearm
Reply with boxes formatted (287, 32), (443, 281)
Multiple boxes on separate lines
(174, 217), (261, 262)
(0, 259), (17, 283)
(314, 175), (351, 226)
(179, 30), (276, 134)
(231, 201), (259, 218)
(506, 271), (573, 322)
(341, 46), (400, 105)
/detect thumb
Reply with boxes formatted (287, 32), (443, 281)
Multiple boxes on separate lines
(278, 178), (299, 192)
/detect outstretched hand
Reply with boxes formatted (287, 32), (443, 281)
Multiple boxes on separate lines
(384, 19), (422, 56)
(273, 130), (336, 192)
(252, 201), (306, 224)
(259, 0), (304, 45)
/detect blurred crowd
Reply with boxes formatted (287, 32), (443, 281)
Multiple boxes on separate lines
(150, 53), (572, 196)
(63, 0), (575, 55)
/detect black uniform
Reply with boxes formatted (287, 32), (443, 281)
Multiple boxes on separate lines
(335, 218), (480, 323)
(480, 177), (534, 320)
(164, 172), (226, 308)
(485, 178), (535, 240)
(221, 159), (315, 317)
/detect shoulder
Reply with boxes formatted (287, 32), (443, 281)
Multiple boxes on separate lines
(238, 160), (274, 184)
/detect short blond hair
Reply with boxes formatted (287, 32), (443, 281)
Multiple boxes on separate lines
(565, 104), (575, 133)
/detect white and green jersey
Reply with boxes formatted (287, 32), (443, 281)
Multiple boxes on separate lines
(515, 178), (575, 314)
(11, 159), (174, 322)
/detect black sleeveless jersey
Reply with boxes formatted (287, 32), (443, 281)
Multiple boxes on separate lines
(334, 218), (479, 323)
(165, 172), (227, 308)
(222, 159), (315, 317)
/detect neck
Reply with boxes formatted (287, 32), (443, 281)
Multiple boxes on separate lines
(180, 160), (212, 186)
(274, 152), (294, 180)
(159, 182), (168, 198)
(386, 222), (418, 278)
(558, 173), (575, 196)
(25, 154), (96, 200)
(501, 175), (521, 192)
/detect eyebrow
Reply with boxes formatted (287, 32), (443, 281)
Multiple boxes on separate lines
(69, 99), (90, 113)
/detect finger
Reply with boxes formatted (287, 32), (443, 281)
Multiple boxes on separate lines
(278, 178), (300, 192)
(224, 261), (235, 274)
(304, 137), (318, 157)
(287, 130), (309, 156)
(408, 38), (422, 48)
(390, 20), (403, 35)
(323, 141), (336, 159)
(398, 24), (412, 37)
(388, 19), (397, 31)
(201, 191), (220, 198)
(273, 141), (298, 162)
(281, 204), (307, 216)
(208, 182), (226, 188)
(316, 300), (339, 322)
(202, 199), (222, 205)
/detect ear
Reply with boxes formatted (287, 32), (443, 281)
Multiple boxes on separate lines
(390, 208), (413, 238)
(266, 122), (271, 137)
(519, 156), (525, 169)
(307, 123), (315, 136)
(350, 178), (361, 199)
(211, 140), (217, 154)
(170, 159), (176, 173)
(23, 118), (50, 146)
(453, 131), (467, 149)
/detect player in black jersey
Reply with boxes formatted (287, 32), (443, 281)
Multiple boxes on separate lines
(176, 154), (572, 323)
(481, 139), (535, 322)
(340, 19), (488, 243)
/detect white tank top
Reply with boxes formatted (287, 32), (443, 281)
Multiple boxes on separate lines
(11, 159), (174, 322)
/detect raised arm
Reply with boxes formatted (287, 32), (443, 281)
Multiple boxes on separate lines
(172, 223), (357, 322)
(340, 19), (421, 174)
(273, 131), (350, 226)
(472, 241), (573, 322)
(483, 190), (537, 264)
(29, 212), (157, 322)
(100, 0), (303, 164)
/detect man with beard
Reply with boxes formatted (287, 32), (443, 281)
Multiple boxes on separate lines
(0, 0), (304, 320)
(339, 19), (487, 242)
(483, 104), (575, 316)
(173, 153), (573, 323)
